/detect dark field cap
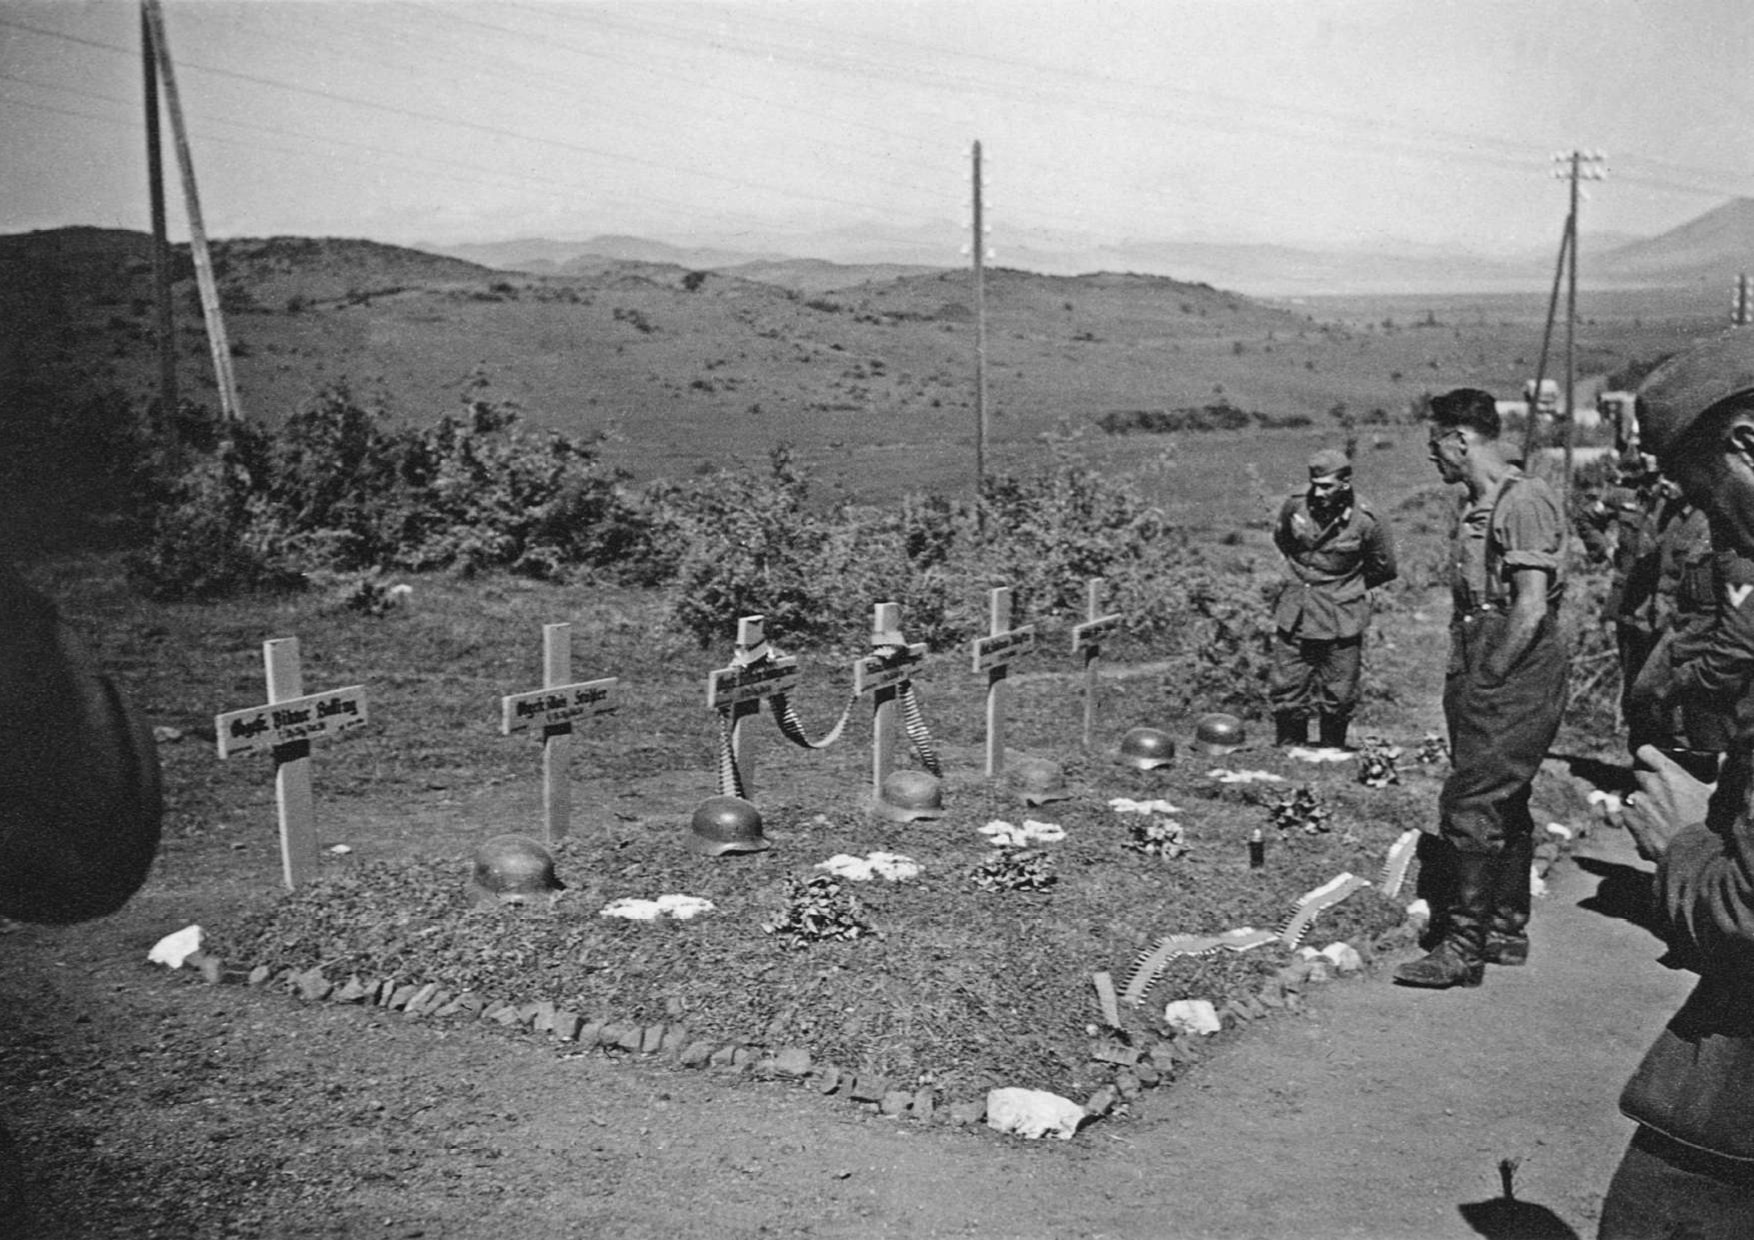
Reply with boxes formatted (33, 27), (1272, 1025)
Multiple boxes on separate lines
(1308, 448), (1351, 480)
(1637, 330), (1754, 460)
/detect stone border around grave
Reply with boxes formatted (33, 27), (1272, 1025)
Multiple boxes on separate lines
(162, 810), (1579, 1134)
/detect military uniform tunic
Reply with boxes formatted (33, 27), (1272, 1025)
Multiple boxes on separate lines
(1438, 469), (1570, 856)
(1267, 491), (1397, 727)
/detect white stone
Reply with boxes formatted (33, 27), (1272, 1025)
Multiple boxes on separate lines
(1319, 942), (1364, 974)
(1406, 898), (1432, 924)
(1544, 822), (1573, 841)
(1162, 998), (1222, 1036)
(328, 844), (353, 855)
(985, 1087), (1087, 1140)
(1529, 868), (1548, 899)
(148, 924), (203, 968)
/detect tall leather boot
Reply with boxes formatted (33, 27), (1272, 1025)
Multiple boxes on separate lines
(1484, 833), (1534, 966)
(1317, 715), (1351, 751)
(1394, 849), (1491, 988)
(1274, 712), (1308, 747)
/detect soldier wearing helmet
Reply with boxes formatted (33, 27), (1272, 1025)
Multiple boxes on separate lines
(1598, 330), (1754, 1239)
(1396, 388), (1568, 990)
(1268, 447), (1398, 750)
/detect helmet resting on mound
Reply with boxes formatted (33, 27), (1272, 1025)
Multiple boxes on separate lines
(1193, 713), (1246, 756)
(688, 795), (770, 856)
(1009, 756), (1072, 806)
(873, 769), (944, 822)
(1119, 726), (1176, 770)
(469, 833), (566, 907)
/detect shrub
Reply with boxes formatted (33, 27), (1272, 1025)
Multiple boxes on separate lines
(130, 389), (662, 598)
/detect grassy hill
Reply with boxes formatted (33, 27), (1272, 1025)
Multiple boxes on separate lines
(1, 226), (1730, 544)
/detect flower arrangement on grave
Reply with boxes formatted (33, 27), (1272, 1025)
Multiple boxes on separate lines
(1268, 784), (1332, 836)
(1122, 816), (1191, 859)
(761, 874), (874, 948)
(969, 848), (1057, 892)
(1355, 736), (1403, 788)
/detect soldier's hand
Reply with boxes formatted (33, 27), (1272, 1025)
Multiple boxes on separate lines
(1619, 744), (1715, 863)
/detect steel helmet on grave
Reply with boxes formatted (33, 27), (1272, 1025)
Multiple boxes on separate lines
(1008, 756), (1073, 806)
(1119, 726), (1176, 770)
(687, 795), (770, 856)
(872, 769), (945, 822)
(468, 833), (566, 907)
(1193, 713), (1247, 756)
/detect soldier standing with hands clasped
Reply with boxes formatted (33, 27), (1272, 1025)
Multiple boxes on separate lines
(1599, 331), (1754, 1238)
(1396, 388), (1568, 989)
(1268, 448), (1398, 751)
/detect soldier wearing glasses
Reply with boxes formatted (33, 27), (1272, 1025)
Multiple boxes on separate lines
(1396, 388), (1569, 989)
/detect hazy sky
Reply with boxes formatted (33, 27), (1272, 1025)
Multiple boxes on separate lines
(3, 0), (1750, 257)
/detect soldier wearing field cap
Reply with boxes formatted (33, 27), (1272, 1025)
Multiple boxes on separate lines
(1601, 329), (1754, 1239)
(1268, 447), (1398, 750)
(1396, 388), (1568, 989)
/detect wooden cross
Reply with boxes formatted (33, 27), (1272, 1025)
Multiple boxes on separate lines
(213, 637), (367, 890)
(704, 615), (800, 799)
(500, 623), (619, 844)
(852, 601), (927, 800)
(969, 586), (1036, 778)
(1069, 578), (1124, 749)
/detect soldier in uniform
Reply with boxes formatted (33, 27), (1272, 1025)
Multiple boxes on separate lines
(1626, 498), (1721, 773)
(1396, 388), (1569, 989)
(1267, 448), (1398, 750)
(1601, 331), (1754, 1239)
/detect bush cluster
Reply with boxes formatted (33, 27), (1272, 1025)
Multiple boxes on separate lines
(1095, 403), (1313, 435)
(130, 388), (660, 599)
(117, 390), (1285, 713)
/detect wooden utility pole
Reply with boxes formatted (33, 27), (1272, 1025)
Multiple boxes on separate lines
(1556, 150), (1605, 519)
(971, 140), (988, 512)
(1519, 217), (1571, 465)
(143, 0), (243, 421)
(140, 2), (177, 418)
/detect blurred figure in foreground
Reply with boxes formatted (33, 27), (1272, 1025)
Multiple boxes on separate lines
(1602, 331), (1754, 1238)
(0, 565), (164, 1229)
(1267, 447), (1398, 750)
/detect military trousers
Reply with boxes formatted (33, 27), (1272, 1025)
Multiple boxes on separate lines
(1268, 629), (1363, 724)
(1439, 610), (1569, 856)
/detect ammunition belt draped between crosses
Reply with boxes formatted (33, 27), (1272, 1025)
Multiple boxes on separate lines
(711, 645), (944, 796)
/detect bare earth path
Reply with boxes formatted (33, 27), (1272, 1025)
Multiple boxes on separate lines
(0, 797), (1694, 1240)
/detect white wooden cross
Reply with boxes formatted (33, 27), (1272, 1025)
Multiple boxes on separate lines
(1069, 578), (1124, 749)
(852, 601), (927, 799)
(705, 615), (800, 799)
(969, 586), (1036, 778)
(500, 623), (619, 844)
(213, 637), (367, 890)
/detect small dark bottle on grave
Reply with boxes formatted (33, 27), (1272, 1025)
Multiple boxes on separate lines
(1248, 828), (1265, 869)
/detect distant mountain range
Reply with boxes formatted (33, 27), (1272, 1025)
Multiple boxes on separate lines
(429, 198), (1754, 297)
